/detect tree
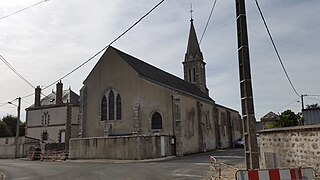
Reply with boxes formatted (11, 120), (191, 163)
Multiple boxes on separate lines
(19, 121), (26, 136)
(306, 103), (320, 109)
(267, 110), (301, 128)
(1, 114), (25, 136)
(2, 115), (18, 136)
(0, 120), (12, 137)
(278, 110), (300, 127)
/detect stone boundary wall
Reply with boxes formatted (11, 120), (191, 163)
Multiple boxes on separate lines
(258, 125), (320, 176)
(69, 135), (172, 160)
(0, 137), (39, 158)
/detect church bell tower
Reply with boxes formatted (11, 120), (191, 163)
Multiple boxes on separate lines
(183, 17), (208, 95)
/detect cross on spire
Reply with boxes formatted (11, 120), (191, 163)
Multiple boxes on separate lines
(190, 3), (193, 20)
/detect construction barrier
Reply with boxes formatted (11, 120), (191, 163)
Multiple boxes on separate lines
(40, 150), (68, 161)
(209, 155), (242, 180)
(236, 168), (316, 180)
(209, 156), (221, 179)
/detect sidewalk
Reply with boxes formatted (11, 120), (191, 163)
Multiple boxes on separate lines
(66, 155), (177, 164)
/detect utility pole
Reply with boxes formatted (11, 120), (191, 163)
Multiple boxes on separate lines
(301, 94), (306, 110)
(8, 97), (21, 158)
(15, 97), (21, 158)
(235, 0), (259, 169)
(65, 100), (71, 154)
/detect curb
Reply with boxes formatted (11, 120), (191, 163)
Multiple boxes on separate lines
(16, 148), (244, 164)
(66, 156), (177, 164)
(65, 149), (237, 163)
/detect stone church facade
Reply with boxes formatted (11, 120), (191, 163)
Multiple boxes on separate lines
(70, 19), (242, 159)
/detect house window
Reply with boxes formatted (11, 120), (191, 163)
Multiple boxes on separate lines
(101, 89), (122, 121)
(42, 131), (49, 141)
(151, 112), (162, 130)
(116, 94), (121, 120)
(59, 130), (65, 143)
(42, 111), (50, 126)
(188, 68), (191, 82)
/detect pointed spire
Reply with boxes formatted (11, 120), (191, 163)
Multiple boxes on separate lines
(185, 18), (203, 61)
(190, 3), (193, 21)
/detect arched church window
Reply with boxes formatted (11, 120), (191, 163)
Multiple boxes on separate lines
(116, 94), (121, 120)
(108, 90), (115, 120)
(101, 96), (108, 120)
(151, 112), (162, 130)
(101, 89), (122, 121)
(192, 67), (196, 82)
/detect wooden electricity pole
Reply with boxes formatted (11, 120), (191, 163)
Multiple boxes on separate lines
(235, 0), (259, 169)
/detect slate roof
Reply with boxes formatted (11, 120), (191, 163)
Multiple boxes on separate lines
(260, 111), (280, 122)
(27, 89), (79, 109)
(111, 46), (214, 102)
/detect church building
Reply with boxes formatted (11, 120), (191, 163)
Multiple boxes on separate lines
(69, 18), (242, 159)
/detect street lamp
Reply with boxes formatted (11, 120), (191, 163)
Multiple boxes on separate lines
(8, 97), (21, 158)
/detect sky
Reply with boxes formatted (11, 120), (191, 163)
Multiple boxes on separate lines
(0, 0), (320, 121)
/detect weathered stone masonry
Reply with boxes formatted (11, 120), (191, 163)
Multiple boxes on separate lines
(259, 125), (320, 176)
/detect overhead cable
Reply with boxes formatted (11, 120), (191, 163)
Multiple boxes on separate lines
(0, 0), (49, 21)
(1, 0), (166, 103)
(275, 98), (300, 112)
(305, 96), (320, 104)
(42, 0), (165, 90)
(254, 0), (300, 97)
(0, 54), (35, 89)
(200, 0), (217, 44)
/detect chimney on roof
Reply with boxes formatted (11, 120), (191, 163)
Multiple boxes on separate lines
(56, 81), (63, 104)
(34, 86), (41, 107)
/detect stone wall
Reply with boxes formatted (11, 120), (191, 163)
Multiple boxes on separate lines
(69, 135), (172, 160)
(259, 125), (320, 175)
(0, 137), (39, 158)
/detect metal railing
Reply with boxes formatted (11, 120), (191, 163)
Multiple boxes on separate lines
(209, 156), (241, 180)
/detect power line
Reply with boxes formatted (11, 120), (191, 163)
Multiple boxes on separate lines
(0, 0), (49, 21)
(0, 103), (8, 108)
(0, 0), (165, 105)
(42, 0), (165, 91)
(0, 98), (18, 108)
(0, 54), (36, 89)
(305, 96), (320, 104)
(305, 95), (320, 97)
(254, 0), (300, 97)
(200, 0), (217, 44)
(275, 98), (300, 112)
(21, 92), (35, 99)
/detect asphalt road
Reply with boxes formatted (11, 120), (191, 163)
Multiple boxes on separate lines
(0, 148), (244, 180)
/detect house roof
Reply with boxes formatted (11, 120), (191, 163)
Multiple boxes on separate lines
(27, 89), (79, 109)
(260, 111), (280, 122)
(111, 46), (214, 102)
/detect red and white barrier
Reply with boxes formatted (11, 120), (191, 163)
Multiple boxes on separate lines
(236, 168), (315, 180)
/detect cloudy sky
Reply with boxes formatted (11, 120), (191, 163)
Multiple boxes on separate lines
(0, 0), (320, 121)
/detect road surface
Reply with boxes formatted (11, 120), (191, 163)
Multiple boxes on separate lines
(0, 148), (244, 180)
